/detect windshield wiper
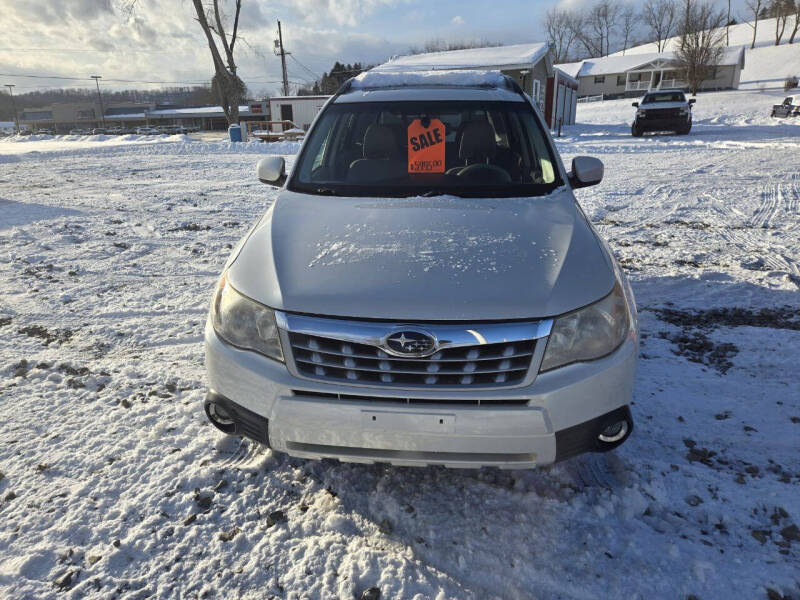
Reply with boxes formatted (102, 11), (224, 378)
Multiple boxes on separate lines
(418, 190), (462, 198)
(311, 187), (340, 196)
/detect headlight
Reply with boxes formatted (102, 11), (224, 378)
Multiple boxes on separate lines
(211, 273), (284, 362)
(540, 282), (631, 372)
(636, 109), (646, 117)
(679, 107), (689, 115)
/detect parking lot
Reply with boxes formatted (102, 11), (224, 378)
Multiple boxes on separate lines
(0, 89), (798, 599)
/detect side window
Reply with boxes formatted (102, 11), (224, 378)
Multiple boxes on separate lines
(616, 75), (626, 87)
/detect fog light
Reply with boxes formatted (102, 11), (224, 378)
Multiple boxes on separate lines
(598, 420), (628, 443)
(209, 402), (234, 425)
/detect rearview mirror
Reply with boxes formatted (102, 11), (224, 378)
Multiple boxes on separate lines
(569, 156), (604, 189)
(632, 102), (639, 107)
(257, 156), (286, 186)
(688, 98), (696, 105)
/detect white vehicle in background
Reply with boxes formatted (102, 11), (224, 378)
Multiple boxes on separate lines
(135, 126), (160, 135)
(204, 70), (639, 469)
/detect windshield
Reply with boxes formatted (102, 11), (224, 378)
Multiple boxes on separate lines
(642, 92), (685, 103)
(289, 100), (562, 198)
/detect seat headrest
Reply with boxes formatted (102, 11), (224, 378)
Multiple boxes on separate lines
(459, 120), (497, 162)
(363, 124), (401, 160)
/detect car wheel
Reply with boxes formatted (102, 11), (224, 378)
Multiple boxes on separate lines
(771, 110), (776, 118)
(631, 125), (643, 137)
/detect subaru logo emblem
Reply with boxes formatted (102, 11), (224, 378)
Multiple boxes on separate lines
(382, 329), (437, 357)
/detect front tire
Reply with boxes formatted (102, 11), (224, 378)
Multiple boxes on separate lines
(631, 124), (643, 137)
(677, 122), (692, 135)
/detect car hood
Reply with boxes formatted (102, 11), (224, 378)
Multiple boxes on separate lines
(640, 101), (688, 110)
(227, 188), (615, 321)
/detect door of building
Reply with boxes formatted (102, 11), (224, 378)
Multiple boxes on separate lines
(280, 104), (293, 130)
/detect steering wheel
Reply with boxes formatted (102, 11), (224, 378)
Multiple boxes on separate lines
(456, 163), (511, 184)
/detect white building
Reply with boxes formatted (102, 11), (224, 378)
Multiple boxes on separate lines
(558, 46), (746, 100)
(267, 96), (331, 132)
(373, 43), (578, 129)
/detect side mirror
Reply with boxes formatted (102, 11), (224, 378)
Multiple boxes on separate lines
(569, 156), (604, 189)
(688, 98), (696, 104)
(632, 102), (639, 107)
(257, 156), (286, 186)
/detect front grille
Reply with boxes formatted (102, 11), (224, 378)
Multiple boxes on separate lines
(288, 332), (536, 388)
(643, 107), (682, 119)
(291, 390), (530, 406)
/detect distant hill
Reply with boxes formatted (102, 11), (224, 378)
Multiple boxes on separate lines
(611, 18), (800, 90)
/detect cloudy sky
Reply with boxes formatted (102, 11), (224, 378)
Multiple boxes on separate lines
(2, 0), (752, 98)
(0, 0), (566, 97)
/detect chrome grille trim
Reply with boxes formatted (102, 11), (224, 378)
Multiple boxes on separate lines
(277, 312), (552, 390)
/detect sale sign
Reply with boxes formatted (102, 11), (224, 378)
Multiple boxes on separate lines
(407, 118), (446, 173)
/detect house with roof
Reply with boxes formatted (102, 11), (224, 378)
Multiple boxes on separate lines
(557, 46), (746, 99)
(374, 42), (578, 128)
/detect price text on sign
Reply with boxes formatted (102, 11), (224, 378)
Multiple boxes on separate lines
(407, 118), (446, 173)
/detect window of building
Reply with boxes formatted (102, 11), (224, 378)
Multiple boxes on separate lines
(616, 75), (626, 86)
(22, 110), (53, 120)
(594, 76), (605, 84)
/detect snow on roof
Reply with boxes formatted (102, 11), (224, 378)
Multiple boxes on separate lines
(561, 46), (745, 78)
(152, 105), (251, 115)
(351, 70), (510, 89)
(374, 42), (551, 71)
(556, 62), (583, 79)
(102, 105), (251, 119)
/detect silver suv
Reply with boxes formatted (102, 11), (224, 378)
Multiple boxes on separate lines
(204, 70), (639, 468)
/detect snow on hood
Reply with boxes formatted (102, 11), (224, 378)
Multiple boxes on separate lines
(352, 70), (508, 89)
(227, 189), (615, 321)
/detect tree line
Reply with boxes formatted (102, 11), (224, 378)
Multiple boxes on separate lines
(0, 86), (219, 122)
(545, 0), (800, 63)
(297, 62), (373, 96)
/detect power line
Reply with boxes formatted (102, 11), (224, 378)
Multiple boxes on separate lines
(0, 48), (171, 54)
(289, 55), (321, 80)
(0, 72), (304, 87)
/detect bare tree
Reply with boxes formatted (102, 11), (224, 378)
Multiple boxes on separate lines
(744, 0), (765, 48)
(789, 0), (800, 42)
(641, 0), (677, 51)
(569, 11), (602, 57)
(121, 0), (246, 125)
(619, 5), (640, 53)
(726, 0), (732, 44)
(192, 0), (246, 125)
(770, 0), (792, 44)
(588, 0), (621, 56)
(545, 7), (580, 62)
(675, 0), (727, 94)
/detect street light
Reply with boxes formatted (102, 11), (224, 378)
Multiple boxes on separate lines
(4, 84), (19, 134)
(91, 75), (106, 129)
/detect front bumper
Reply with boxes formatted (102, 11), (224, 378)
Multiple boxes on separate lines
(204, 320), (637, 468)
(634, 117), (690, 131)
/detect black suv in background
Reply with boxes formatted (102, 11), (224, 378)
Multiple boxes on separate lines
(632, 90), (695, 137)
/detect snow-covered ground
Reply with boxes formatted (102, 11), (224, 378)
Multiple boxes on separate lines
(0, 90), (798, 599)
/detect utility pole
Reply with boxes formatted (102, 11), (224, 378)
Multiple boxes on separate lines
(91, 75), (106, 128)
(275, 21), (290, 96)
(4, 84), (19, 133)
